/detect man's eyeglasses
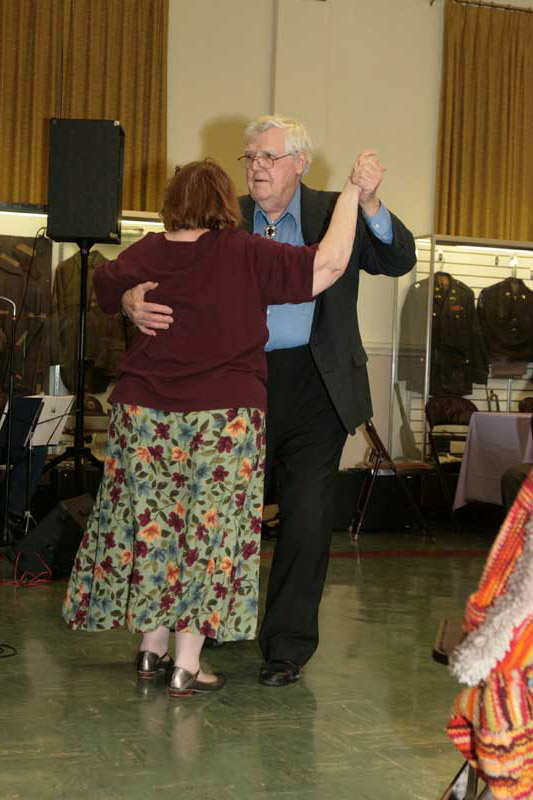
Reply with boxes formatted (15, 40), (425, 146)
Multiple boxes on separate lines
(237, 152), (293, 170)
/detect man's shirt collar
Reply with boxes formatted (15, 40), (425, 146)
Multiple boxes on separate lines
(253, 183), (302, 230)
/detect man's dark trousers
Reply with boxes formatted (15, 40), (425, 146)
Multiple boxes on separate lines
(258, 345), (347, 667)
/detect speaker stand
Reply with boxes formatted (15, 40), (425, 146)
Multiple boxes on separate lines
(44, 239), (102, 494)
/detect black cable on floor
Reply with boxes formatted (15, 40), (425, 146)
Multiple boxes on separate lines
(0, 644), (17, 658)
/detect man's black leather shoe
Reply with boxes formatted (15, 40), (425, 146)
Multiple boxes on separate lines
(259, 659), (301, 687)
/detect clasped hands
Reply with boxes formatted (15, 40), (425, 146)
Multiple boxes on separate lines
(350, 150), (385, 216)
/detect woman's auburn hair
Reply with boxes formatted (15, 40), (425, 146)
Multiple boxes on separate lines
(160, 159), (242, 231)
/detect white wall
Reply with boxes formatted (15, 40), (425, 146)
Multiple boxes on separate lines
(167, 0), (446, 464)
(168, 0), (275, 196)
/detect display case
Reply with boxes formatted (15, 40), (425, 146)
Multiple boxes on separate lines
(0, 205), (164, 460)
(389, 235), (533, 461)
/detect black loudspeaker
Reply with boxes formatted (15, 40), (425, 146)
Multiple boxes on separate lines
(47, 118), (125, 243)
(8, 494), (94, 579)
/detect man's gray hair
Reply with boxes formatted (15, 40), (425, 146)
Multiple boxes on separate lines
(243, 114), (313, 176)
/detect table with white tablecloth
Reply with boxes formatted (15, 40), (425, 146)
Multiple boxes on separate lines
(453, 412), (533, 509)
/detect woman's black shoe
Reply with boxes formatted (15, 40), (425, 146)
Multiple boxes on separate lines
(136, 651), (174, 680)
(167, 666), (226, 697)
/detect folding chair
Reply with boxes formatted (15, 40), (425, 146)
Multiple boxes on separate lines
(348, 419), (433, 542)
(425, 396), (478, 519)
(518, 397), (533, 413)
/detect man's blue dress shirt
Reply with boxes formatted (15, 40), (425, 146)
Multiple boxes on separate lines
(253, 183), (393, 351)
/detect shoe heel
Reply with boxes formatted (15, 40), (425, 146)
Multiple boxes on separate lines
(168, 688), (194, 698)
(138, 671), (157, 680)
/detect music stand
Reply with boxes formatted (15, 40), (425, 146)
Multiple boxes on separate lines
(21, 395), (74, 534)
(0, 396), (43, 545)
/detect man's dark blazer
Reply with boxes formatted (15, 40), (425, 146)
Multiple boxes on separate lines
(239, 183), (416, 434)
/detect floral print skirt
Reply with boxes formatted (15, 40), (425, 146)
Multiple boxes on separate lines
(62, 404), (265, 641)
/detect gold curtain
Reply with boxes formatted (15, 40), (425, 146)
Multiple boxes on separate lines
(435, 0), (533, 240)
(0, 0), (168, 211)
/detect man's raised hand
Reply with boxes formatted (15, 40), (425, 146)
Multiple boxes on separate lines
(350, 150), (386, 215)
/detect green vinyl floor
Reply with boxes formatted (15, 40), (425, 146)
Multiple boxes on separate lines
(0, 523), (495, 800)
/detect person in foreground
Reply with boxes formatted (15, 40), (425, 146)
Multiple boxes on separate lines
(447, 469), (533, 799)
(62, 156), (362, 697)
(122, 115), (417, 687)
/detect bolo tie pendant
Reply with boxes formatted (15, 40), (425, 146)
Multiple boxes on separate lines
(264, 224), (277, 239)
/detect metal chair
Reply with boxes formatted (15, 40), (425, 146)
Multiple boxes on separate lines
(348, 420), (433, 543)
(518, 397), (533, 413)
(425, 396), (478, 519)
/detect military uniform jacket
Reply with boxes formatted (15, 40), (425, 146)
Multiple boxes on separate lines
(398, 273), (488, 396)
(52, 250), (132, 393)
(477, 278), (533, 362)
(239, 184), (416, 434)
(0, 236), (52, 395)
